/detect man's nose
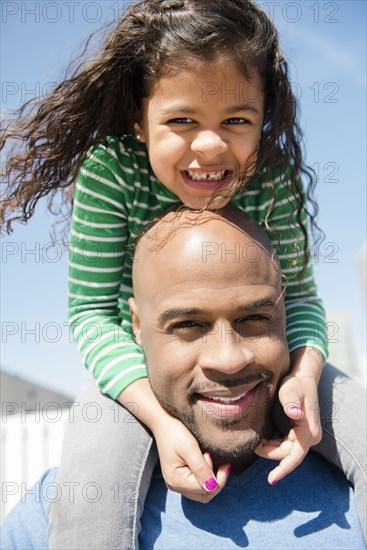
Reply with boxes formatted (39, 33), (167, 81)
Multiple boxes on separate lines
(198, 324), (255, 375)
(191, 130), (228, 160)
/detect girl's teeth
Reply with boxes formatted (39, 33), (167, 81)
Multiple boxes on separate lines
(186, 170), (227, 181)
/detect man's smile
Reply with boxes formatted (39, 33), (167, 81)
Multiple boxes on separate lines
(189, 373), (271, 422)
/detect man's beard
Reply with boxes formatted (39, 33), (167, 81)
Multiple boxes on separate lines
(157, 398), (273, 461)
(174, 408), (263, 460)
(148, 375), (276, 462)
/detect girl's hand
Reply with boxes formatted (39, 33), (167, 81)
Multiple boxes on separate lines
(152, 415), (231, 503)
(255, 372), (322, 485)
(118, 378), (230, 502)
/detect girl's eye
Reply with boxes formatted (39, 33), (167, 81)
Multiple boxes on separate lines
(168, 118), (194, 124)
(224, 117), (251, 125)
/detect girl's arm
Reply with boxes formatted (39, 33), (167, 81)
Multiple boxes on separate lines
(245, 167), (328, 481)
(119, 379), (230, 500)
(256, 346), (323, 483)
(69, 136), (228, 499)
(250, 170), (365, 530)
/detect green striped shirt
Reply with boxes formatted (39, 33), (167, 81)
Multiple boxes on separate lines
(69, 135), (328, 399)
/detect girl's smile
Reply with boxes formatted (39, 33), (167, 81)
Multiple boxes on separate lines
(180, 168), (235, 191)
(136, 59), (265, 208)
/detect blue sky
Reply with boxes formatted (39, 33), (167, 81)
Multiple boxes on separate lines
(1, 1), (366, 397)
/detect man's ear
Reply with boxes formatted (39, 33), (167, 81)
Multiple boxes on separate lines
(133, 120), (146, 144)
(128, 297), (142, 346)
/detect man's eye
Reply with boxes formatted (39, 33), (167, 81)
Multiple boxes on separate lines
(172, 320), (200, 330)
(235, 315), (272, 337)
(243, 315), (270, 321)
(169, 321), (207, 342)
(236, 315), (270, 328)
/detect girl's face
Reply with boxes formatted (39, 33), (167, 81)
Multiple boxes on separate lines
(136, 59), (264, 208)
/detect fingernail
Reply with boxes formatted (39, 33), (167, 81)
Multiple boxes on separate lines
(290, 406), (302, 411)
(204, 477), (218, 491)
(226, 466), (231, 476)
(271, 479), (279, 485)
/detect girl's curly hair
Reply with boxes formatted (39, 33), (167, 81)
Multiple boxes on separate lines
(1, 0), (321, 263)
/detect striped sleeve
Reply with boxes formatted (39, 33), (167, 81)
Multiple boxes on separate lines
(69, 134), (328, 400)
(264, 173), (328, 359)
(68, 139), (148, 399)
(234, 169), (328, 360)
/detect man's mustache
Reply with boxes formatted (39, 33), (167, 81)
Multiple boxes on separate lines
(188, 371), (272, 400)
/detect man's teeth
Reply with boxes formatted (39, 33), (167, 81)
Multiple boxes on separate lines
(186, 170), (227, 181)
(204, 391), (248, 404)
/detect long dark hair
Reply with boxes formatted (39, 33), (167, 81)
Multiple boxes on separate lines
(1, 0), (321, 263)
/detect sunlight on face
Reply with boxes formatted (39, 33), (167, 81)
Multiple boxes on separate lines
(136, 59), (264, 209)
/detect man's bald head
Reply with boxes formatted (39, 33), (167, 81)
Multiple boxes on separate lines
(132, 204), (281, 307)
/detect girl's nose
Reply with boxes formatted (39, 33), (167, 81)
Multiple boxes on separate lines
(191, 130), (228, 160)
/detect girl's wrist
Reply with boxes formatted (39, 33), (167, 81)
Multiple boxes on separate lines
(117, 378), (172, 432)
(145, 405), (178, 435)
(289, 346), (325, 382)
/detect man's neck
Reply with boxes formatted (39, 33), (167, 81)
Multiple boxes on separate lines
(213, 452), (258, 475)
(211, 421), (275, 476)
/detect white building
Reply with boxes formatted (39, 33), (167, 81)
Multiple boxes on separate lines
(1, 371), (73, 520)
(325, 311), (365, 386)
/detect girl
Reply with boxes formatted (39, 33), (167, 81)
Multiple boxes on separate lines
(1, 0), (365, 547)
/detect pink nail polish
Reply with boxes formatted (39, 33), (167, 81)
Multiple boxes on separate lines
(271, 479), (279, 485)
(226, 466), (231, 476)
(290, 406), (302, 411)
(204, 477), (218, 491)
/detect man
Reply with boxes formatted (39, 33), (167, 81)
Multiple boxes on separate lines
(1, 205), (365, 549)
(129, 205), (290, 472)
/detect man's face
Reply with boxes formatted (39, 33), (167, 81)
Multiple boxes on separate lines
(130, 212), (290, 462)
